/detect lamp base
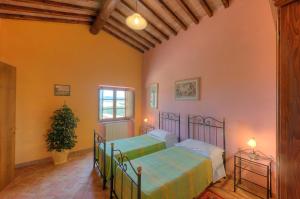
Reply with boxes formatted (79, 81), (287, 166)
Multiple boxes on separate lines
(248, 152), (259, 160)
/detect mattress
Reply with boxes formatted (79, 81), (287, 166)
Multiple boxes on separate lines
(113, 146), (213, 199)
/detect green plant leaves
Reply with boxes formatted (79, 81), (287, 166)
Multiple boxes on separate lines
(46, 104), (79, 152)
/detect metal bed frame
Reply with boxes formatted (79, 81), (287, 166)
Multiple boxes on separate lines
(109, 114), (226, 199)
(93, 130), (107, 189)
(93, 111), (180, 190)
(159, 112), (181, 142)
(188, 115), (226, 170)
(110, 142), (142, 199)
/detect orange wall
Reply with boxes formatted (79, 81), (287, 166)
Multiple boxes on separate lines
(142, 0), (276, 191)
(0, 19), (143, 164)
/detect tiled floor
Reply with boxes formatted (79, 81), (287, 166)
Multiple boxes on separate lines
(0, 152), (260, 199)
(0, 153), (107, 199)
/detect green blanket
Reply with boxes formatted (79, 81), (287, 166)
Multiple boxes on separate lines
(114, 146), (212, 199)
(96, 135), (166, 180)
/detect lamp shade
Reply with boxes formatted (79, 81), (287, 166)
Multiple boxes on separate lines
(144, 118), (148, 123)
(126, 13), (147, 30)
(247, 138), (256, 149)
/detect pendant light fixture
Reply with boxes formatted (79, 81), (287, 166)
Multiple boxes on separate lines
(126, 0), (147, 30)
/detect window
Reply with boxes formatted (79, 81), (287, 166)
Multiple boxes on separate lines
(99, 87), (134, 121)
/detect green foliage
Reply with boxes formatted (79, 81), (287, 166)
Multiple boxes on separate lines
(46, 104), (79, 152)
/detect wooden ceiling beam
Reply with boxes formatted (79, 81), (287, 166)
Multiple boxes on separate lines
(176, 0), (199, 24)
(105, 22), (150, 50)
(221, 0), (229, 8)
(49, 0), (100, 10)
(1, 0), (97, 16)
(120, 1), (169, 40)
(113, 10), (161, 44)
(103, 28), (144, 53)
(90, 0), (120, 34)
(0, 6), (92, 22)
(139, 0), (177, 35)
(158, 0), (187, 30)
(143, 26), (163, 44)
(109, 15), (156, 47)
(273, 0), (297, 7)
(0, 13), (90, 24)
(108, 16), (155, 48)
(0, 4), (92, 19)
(199, 0), (213, 17)
(104, 25), (146, 52)
(104, 23), (150, 51)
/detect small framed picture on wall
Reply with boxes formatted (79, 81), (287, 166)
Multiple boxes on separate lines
(54, 84), (71, 96)
(149, 83), (158, 109)
(175, 78), (200, 100)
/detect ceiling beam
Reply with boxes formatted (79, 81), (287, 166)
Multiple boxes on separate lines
(120, 1), (169, 40)
(104, 26), (145, 53)
(109, 15), (156, 47)
(90, 0), (120, 34)
(0, 13), (90, 24)
(199, 0), (213, 17)
(0, 4), (92, 19)
(139, 0), (177, 35)
(105, 23), (150, 50)
(1, 0), (97, 16)
(158, 0), (187, 30)
(114, 9), (162, 44)
(273, 0), (297, 7)
(143, 27), (163, 43)
(49, 0), (100, 10)
(176, 0), (199, 24)
(104, 28), (144, 53)
(221, 0), (229, 8)
(108, 17), (155, 48)
(142, 28), (163, 44)
(0, 6), (92, 22)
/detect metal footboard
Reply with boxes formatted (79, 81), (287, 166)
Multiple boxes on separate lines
(93, 130), (107, 190)
(110, 143), (142, 199)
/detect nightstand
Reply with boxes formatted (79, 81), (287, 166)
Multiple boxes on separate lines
(234, 149), (272, 199)
(140, 124), (155, 134)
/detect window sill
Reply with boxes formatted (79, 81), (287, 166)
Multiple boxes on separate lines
(99, 118), (133, 124)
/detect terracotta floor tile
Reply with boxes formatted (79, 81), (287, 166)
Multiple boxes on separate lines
(0, 152), (260, 199)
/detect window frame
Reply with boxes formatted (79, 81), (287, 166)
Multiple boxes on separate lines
(98, 86), (134, 122)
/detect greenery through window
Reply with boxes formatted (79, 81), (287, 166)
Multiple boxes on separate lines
(99, 87), (134, 121)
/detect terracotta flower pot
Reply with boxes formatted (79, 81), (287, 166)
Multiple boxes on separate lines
(52, 150), (69, 165)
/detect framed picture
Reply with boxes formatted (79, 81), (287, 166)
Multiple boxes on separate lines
(149, 83), (158, 109)
(54, 84), (71, 96)
(175, 78), (200, 100)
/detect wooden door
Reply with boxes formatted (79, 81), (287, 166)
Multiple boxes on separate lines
(277, 0), (300, 198)
(0, 62), (16, 190)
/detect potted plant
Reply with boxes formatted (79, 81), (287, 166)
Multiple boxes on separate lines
(46, 104), (79, 165)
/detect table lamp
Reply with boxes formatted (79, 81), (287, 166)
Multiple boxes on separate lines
(247, 138), (259, 160)
(144, 118), (148, 123)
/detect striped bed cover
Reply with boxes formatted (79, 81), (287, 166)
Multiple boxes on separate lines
(114, 146), (213, 199)
(97, 134), (166, 179)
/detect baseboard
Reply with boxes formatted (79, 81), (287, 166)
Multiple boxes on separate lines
(15, 157), (52, 169)
(15, 148), (93, 169)
(69, 148), (93, 158)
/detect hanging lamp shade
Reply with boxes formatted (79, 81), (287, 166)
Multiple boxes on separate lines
(126, 13), (147, 30)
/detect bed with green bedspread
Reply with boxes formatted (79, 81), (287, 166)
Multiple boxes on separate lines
(113, 146), (213, 199)
(96, 134), (166, 180)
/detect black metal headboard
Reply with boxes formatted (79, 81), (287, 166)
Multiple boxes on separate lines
(188, 115), (226, 168)
(159, 112), (181, 142)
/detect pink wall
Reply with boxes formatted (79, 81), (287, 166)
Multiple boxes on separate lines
(142, 0), (276, 189)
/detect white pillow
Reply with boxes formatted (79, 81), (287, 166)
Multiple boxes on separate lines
(176, 139), (223, 154)
(147, 129), (177, 141)
(176, 139), (226, 182)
